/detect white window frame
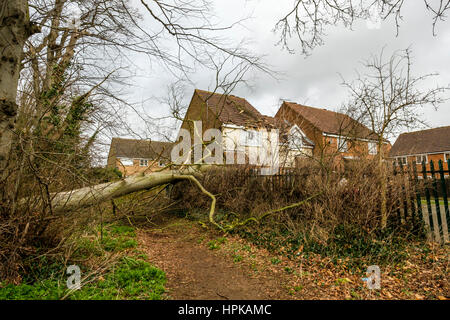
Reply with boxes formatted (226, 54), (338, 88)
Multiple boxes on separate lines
(289, 131), (303, 150)
(118, 157), (133, 166)
(158, 160), (165, 167)
(445, 153), (450, 161)
(396, 156), (407, 165)
(242, 129), (262, 147)
(368, 142), (377, 155)
(415, 154), (428, 164)
(139, 159), (149, 167)
(337, 137), (348, 153)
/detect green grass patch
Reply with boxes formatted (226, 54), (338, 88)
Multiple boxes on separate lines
(1, 223), (166, 300)
(0, 257), (166, 300)
(232, 254), (243, 263)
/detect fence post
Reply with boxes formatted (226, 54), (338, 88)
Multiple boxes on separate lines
(393, 163), (402, 224)
(430, 160), (443, 242)
(438, 159), (449, 238)
(412, 162), (423, 233)
(422, 161), (435, 241)
(407, 161), (417, 229)
(399, 160), (408, 224)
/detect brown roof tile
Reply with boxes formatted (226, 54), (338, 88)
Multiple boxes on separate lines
(195, 89), (274, 128)
(389, 126), (450, 157)
(109, 138), (173, 160)
(282, 102), (377, 140)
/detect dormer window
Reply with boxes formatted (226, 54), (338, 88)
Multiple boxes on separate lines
(289, 131), (304, 150)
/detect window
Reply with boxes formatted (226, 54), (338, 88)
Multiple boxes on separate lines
(118, 158), (133, 166)
(415, 155), (427, 164)
(158, 160), (165, 167)
(337, 137), (348, 152)
(139, 159), (148, 167)
(368, 142), (377, 155)
(289, 131), (304, 150)
(445, 153), (450, 161)
(396, 156), (407, 165)
(241, 130), (261, 147)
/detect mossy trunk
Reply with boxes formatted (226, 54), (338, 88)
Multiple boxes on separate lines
(0, 0), (38, 170)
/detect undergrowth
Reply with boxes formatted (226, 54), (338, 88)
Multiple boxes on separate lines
(235, 223), (426, 271)
(0, 222), (166, 300)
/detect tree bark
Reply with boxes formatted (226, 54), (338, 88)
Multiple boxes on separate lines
(0, 0), (38, 170)
(49, 166), (211, 214)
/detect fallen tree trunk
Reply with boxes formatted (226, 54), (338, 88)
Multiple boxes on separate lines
(47, 165), (315, 233)
(50, 166), (211, 214)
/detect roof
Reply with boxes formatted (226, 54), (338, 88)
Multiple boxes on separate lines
(389, 126), (450, 157)
(281, 102), (378, 140)
(195, 89), (274, 128)
(109, 138), (173, 160)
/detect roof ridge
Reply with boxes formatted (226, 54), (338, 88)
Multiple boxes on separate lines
(284, 101), (350, 117)
(195, 88), (241, 99)
(399, 125), (450, 135)
(111, 137), (173, 143)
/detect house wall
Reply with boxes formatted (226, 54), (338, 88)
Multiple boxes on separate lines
(393, 152), (450, 175)
(179, 91), (223, 140)
(275, 102), (391, 166)
(113, 158), (165, 177)
(222, 126), (280, 168)
(275, 103), (324, 156)
(322, 135), (390, 159)
(280, 148), (313, 167)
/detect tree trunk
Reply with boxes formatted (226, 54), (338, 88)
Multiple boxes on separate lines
(0, 0), (38, 170)
(48, 166), (211, 214)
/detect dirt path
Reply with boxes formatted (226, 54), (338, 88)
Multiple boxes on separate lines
(137, 216), (291, 300)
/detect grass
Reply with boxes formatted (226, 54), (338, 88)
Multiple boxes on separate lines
(0, 222), (166, 300)
(0, 257), (166, 300)
(207, 237), (227, 250)
(420, 198), (446, 205)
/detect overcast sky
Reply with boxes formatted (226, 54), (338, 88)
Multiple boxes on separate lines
(120, 1), (450, 146)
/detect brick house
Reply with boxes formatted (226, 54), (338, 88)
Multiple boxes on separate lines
(390, 126), (450, 172)
(107, 138), (173, 177)
(274, 101), (391, 165)
(177, 89), (313, 170)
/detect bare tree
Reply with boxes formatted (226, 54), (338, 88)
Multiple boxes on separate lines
(341, 48), (449, 228)
(0, 0), (269, 281)
(275, 0), (450, 55)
